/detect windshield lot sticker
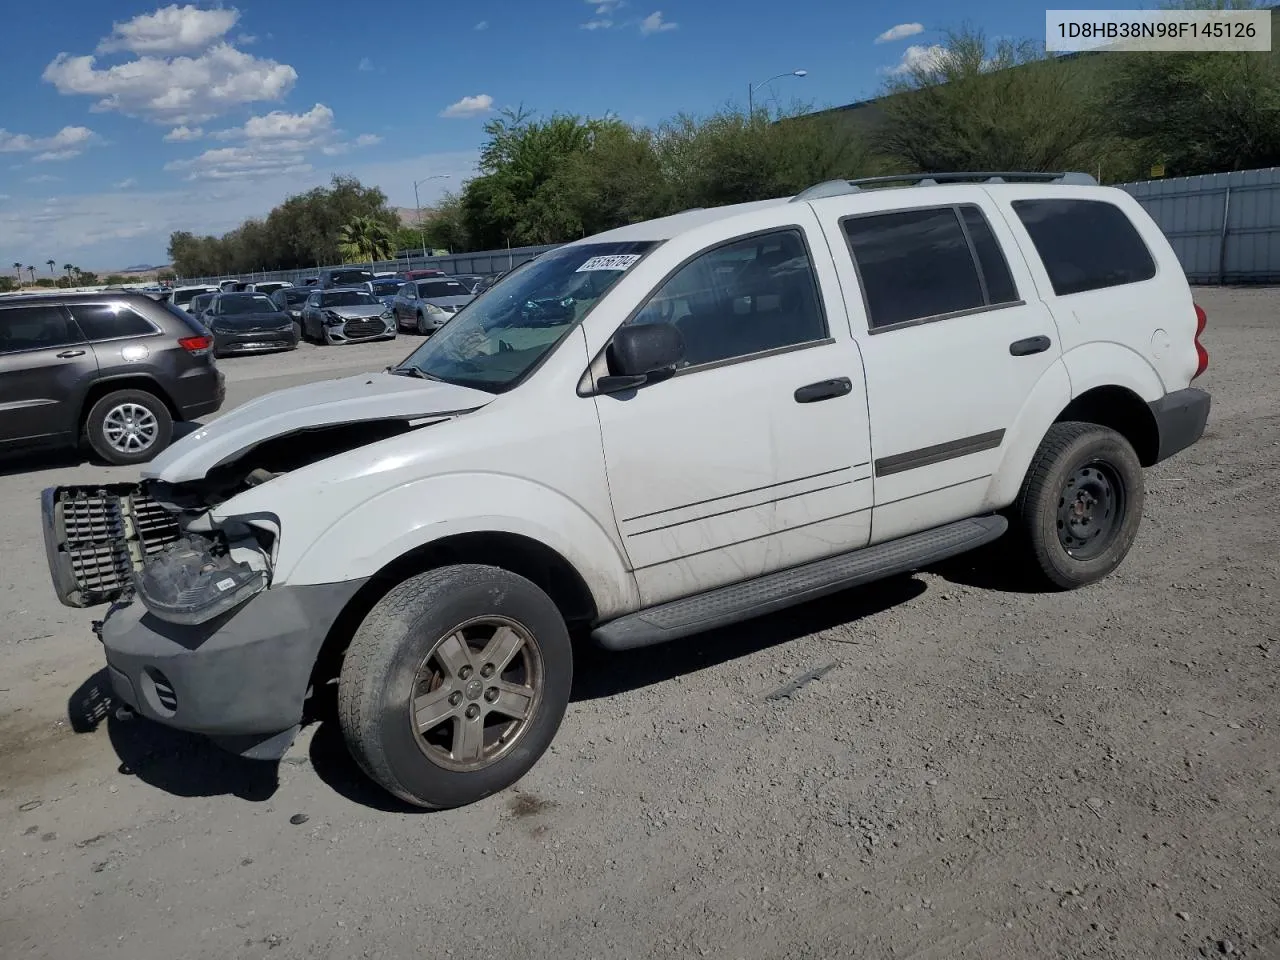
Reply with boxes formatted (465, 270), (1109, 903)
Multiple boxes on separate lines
(576, 254), (642, 272)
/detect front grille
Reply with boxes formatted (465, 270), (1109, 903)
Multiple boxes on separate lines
(342, 317), (385, 339)
(49, 486), (182, 606)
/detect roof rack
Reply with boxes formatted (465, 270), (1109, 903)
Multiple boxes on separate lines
(790, 171), (1097, 202)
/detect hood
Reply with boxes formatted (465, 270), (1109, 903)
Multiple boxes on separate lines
(143, 371), (497, 483)
(327, 303), (385, 319)
(210, 312), (292, 329)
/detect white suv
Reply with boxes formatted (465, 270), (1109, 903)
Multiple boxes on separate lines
(40, 172), (1211, 809)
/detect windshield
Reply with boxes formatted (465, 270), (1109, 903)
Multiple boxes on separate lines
(371, 279), (402, 295)
(219, 294), (278, 314)
(191, 295), (213, 311)
(393, 240), (657, 394)
(323, 291), (379, 307)
(172, 288), (207, 305)
(417, 280), (470, 298)
(279, 289), (310, 305)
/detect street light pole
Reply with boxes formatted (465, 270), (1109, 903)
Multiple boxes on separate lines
(412, 174), (451, 258)
(748, 69), (808, 117)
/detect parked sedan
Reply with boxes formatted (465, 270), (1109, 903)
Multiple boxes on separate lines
(205, 292), (299, 357)
(391, 277), (475, 334)
(367, 277), (405, 307)
(269, 286), (311, 323)
(300, 287), (397, 345)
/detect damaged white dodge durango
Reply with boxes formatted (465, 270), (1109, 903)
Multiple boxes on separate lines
(41, 172), (1212, 809)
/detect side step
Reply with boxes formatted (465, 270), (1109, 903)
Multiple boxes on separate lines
(592, 514), (1007, 651)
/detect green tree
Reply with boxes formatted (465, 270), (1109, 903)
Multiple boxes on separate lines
(874, 26), (1110, 175)
(338, 215), (395, 264)
(45, 259), (55, 277)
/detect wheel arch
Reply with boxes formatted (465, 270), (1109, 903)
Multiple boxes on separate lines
(309, 530), (599, 690)
(78, 375), (178, 435)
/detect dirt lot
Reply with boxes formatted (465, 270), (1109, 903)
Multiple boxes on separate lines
(1, 293), (1277, 960)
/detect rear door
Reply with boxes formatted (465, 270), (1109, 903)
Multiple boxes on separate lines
(0, 303), (97, 446)
(813, 192), (1066, 543)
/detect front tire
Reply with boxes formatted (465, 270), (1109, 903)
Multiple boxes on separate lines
(1012, 421), (1145, 590)
(83, 389), (173, 465)
(337, 564), (573, 809)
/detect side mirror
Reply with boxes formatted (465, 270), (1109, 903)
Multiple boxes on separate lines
(598, 322), (685, 393)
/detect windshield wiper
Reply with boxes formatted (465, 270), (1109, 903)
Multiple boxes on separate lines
(390, 366), (438, 380)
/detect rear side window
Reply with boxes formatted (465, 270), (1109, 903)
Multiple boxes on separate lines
(842, 204), (1020, 330)
(1011, 198), (1156, 296)
(66, 303), (156, 340)
(0, 305), (84, 353)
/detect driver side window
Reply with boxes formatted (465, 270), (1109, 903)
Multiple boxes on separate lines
(627, 228), (828, 368)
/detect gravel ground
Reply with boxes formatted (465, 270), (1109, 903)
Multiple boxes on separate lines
(1, 293), (1276, 960)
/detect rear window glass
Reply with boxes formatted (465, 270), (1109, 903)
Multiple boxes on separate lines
(67, 303), (156, 340)
(1011, 198), (1157, 296)
(417, 280), (470, 297)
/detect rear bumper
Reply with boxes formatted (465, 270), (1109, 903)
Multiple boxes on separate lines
(1148, 387), (1211, 463)
(100, 578), (365, 758)
(169, 367), (224, 421)
(213, 329), (298, 355)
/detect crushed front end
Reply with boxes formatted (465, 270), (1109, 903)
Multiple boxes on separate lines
(40, 479), (363, 761)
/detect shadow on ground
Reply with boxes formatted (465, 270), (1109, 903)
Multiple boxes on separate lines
(925, 535), (1044, 595)
(67, 668), (278, 802)
(66, 573), (942, 812)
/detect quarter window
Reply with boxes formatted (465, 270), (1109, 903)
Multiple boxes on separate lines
(1011, 198), (1157, 296)
(628, 229), (828, 367)
(842, 205), (1020, 331)
(66, 304), (156, 340)
(0, 306), (83, 353)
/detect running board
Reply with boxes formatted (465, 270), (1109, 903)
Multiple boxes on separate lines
(592, 515), (1008, 651)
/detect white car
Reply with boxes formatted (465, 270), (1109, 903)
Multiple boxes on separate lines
(40, 171), (1211, 809)
(170, 284), (218, 313)
(247, 280), (293, 296)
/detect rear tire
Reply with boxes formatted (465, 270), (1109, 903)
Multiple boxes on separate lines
(83, 389), (173, 466)
(337, 564), (573, 809)
(1012, 421), (1144, 590)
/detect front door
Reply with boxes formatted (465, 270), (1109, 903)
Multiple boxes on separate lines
(0, 303), (96, 447)
(591, 220), (874, 607)
(815, 194), (1066, 543)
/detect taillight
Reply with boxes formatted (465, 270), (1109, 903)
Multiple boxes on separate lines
(1192, 303), (1208, 379)
(178, 334), (213, 356)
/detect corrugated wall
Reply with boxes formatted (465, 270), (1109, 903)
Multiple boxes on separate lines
(1117, 167), (1280, 284)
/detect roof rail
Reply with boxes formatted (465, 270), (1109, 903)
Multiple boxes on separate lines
(790, 170), (1097, 202)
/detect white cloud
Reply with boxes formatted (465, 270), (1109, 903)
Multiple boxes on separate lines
(474, 20), (488, 30)
(165, 143), (314, 181)
(321, 133), (382, 156)
(354, 133), (382, 147)
(175, 105), (370, 177)
(164, 124), (203, 141)
(235, 33), (257, 45)
(0, 125), (99, 159)
(97, 4), (241, 55)
(581, 18), (613, 29)
(440, 94), (494, 118)
(226, 103), (335, 141)
(357, 57), (373, 72)
(26, 174), (61, 183)
(0, 194), (10, 201)
(876, 22), (924, 44)
(639, 11), (676, 35)
(884, 43), (950, 75)
(590, 0), (624, 12)
(43, 43), (297, 125)
(115, 178), (138, 189)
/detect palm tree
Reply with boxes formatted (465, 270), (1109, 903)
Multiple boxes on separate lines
(12, 262), (21, 284)
(337, 216), (395, 269)
(46, 259), (55, 277)
(63, 263), (74, 279)
(26, 265), (36, 284)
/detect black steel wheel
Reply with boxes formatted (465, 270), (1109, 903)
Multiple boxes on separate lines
(1012, 421), (1145, 590)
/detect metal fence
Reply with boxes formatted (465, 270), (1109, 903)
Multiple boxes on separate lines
(181, 167), (1280, 288)
(1116, 166), (1280, 284)
(181, 242), (564, 287)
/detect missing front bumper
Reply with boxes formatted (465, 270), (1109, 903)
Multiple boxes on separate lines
(41, 483), (182, 608)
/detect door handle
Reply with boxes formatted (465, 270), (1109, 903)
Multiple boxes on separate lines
(794, 377), (852, 403)
(1009, 335), (1051, 357)
(55, 349), (86, 359)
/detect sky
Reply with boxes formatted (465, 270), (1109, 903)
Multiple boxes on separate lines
(0, 0), (1149, 271)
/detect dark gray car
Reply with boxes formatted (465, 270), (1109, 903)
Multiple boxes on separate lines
(204, 292), (298, 357)
(391, 277), (476, 334)
(0, 292), (224, 465)
(299, 288), (396, 345)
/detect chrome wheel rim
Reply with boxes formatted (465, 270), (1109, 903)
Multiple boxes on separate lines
(102, 403), (159, 454)
(409, 615), (544, 772)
